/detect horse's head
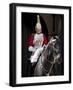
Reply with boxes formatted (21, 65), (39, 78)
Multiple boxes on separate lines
(43, 36), (60, 55)
(49, 36), (60, 47)
(42, 36), (62, 68)
(34, 36), (62, 76)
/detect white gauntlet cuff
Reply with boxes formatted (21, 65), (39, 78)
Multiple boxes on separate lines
(28, 46), (36, 52)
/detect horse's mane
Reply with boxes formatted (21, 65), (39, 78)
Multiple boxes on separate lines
(34, 36), (62, 76)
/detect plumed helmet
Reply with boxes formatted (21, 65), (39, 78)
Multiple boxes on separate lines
(35, 15), (42, 30)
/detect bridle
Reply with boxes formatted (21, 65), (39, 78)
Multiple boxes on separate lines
(38, 38), (62, 76)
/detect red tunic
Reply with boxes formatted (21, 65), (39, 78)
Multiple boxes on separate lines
(28, 33), (48, 47)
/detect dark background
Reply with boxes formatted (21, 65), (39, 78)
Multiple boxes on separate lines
(21, 13), (64, 77)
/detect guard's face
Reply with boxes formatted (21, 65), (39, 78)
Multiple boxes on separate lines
(35, 28), (42, 34)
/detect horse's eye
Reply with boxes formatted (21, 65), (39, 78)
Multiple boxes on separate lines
(47, 56), (49, 59)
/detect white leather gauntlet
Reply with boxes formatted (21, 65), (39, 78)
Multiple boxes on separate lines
(28, 46), (36, 52)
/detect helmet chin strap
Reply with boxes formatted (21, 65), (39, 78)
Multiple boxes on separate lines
(36, 31), (42, 34)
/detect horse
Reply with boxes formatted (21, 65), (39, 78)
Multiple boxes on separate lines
(34, 36), (62, 76)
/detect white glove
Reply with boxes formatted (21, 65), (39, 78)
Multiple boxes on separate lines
(49, 37), (56, 44)
(28, 46), (36, 52)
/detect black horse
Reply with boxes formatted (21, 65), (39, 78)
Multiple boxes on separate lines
(34, 36), (63, 76)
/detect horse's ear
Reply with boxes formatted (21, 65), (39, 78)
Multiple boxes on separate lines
(55, 36), (59, 39)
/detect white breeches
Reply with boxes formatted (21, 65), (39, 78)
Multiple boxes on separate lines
(30, 47), (43, 63)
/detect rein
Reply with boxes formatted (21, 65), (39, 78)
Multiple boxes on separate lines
(41, 43), (61, 75)
(34, 36), (62, 76)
